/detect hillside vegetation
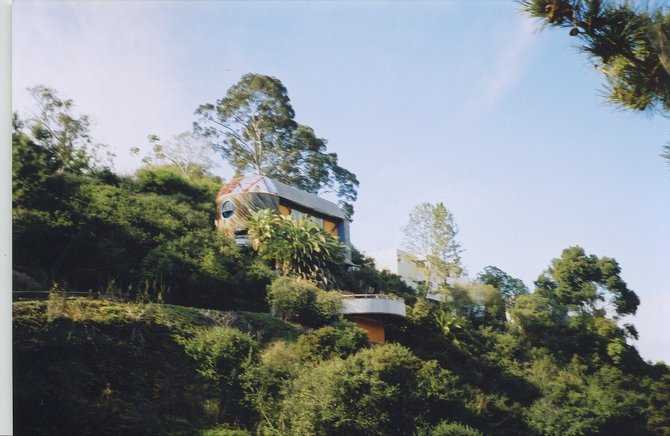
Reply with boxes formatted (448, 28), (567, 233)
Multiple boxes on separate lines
(12, 85), (670, 435)
(13, 289), (670, 435)
(14, 297), (300, 435)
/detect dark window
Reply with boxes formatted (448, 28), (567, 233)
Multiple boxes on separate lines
(221, 200), (234, 219)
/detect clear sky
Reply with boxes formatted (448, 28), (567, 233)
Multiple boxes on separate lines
(12, 1), (670, 363)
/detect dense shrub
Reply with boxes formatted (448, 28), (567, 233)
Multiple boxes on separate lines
(294, 323), (368, 362)
(185, 327), (258, 423)
(135, 166), (213, 202)
(416, 421), (483, 436)
(247, 209), (344, 287)
(14, 301), (220, 435)
(524, 360), (650, 435)
(277, 343), (462, 435)
(12, 156), (274, 311)
(266, 276), (342, 327)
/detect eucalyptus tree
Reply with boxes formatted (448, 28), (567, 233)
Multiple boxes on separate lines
(195, 73), (359, 218)
(24, 85), (113, 173)
(402, 202), (463, 289)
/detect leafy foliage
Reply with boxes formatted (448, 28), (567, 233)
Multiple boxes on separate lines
(536, 246), (639, 317)
(520, 1), (670, 166)
(185, 326), (258, 423)
(12, 116), (49, 208)
(521, 0), (670, 114)
(134, 165), (215, 201)
(402, 202), (463, 288)
(13, 300), (281, 435)
(442, 282), (507, 327)
(13, 85), (670, 436)
(131, 131), (217, 178)
(12, 137), (271, 311)
(23, 85), (113, 174)
(477, 266), (529, 307)
(265, 276), (342, 328)
(195, 73), (359, 218)
(247, 209), (344, 287)
(275, 344), (462, 435)
(294, 323), (368, 362)
(649, 372), (670, 435)
(416, 420), (483, 436)
(524, 359), (650, 435)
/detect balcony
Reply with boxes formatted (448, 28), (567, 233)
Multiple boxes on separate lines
(340, 294), (406, 318)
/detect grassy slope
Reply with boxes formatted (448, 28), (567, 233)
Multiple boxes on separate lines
(13, 298), (299, 435)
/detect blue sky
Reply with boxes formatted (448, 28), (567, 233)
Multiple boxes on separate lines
(12, 1), (670, 363)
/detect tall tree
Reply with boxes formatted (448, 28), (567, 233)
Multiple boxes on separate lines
(24, 85), (113, 173)
(535, 246), (639, 318)
(520, 0), (670, 162)
(194, 73), (359, 218)
(131, 131), (217, 178)
(402, 202), (463, 289)
(478, 266), (529, 307)
(12, 114), (48, 207)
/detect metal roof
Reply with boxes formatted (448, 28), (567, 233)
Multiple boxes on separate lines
(219, 174), (348, 221)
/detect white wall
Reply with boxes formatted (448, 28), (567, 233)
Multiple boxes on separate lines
(367, 248), (427, 290)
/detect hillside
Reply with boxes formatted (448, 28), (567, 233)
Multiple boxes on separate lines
(13, 297), (299, 435)
(14, 293), (670, 435)
(11, 84), (670, 435)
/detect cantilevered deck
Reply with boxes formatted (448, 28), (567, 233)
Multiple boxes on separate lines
(341, 294), (406, 318)
(341, 294), (406, 344)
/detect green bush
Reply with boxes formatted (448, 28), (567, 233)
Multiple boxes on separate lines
(135, 166), (212, 202)
(185, 327), (257, 379)
(266, 276), (342, 327)
(241, 341), (301, 433)
(185, 327), (258, 422)
(247, 209), (344, 287)
(13, 300), (220, 435)
(295, 323), (368, 362)
(278, 343), (462, 435)
(199, 425), (251, 436)
(416, 420), (483, 436)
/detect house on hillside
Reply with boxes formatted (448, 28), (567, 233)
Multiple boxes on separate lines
(214, 174), (407, 343)
(214, 174), (352, 260)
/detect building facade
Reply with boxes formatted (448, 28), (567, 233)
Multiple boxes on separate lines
(214, 175), (408, 342)
(214, 174), (351, 260)
(367, 248), (428, 290)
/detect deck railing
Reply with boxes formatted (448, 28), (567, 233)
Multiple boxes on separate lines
(340, 293), (405, 302)
(340, 293), (406, 317)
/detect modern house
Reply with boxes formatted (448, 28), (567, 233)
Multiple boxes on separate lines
(214, 174), (352, 260)
(214, 174), (407, 343)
